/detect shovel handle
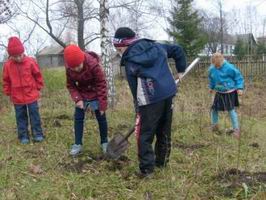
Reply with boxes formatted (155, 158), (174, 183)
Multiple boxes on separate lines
(124, 127), (135, 140)
(175, 57), (200, 84)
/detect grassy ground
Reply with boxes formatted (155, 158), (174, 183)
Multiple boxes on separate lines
(1, 68), (266, 199)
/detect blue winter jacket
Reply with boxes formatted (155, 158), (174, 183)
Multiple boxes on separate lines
(208, 60), (244, 92)
(121, 39), (187, 108)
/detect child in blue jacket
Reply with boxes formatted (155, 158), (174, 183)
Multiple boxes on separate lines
(208, 53), (244, 139)
(113, 27), (187, 177)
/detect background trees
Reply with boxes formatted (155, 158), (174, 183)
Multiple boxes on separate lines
(167, 0), (207, 57)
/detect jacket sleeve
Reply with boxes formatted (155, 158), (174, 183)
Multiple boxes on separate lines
(160, 43), (187, 73)
(92, 65), (108, 111)
(125, 64), (139, 112)
(231, 65), (244, 89)
(2, 63), (11, 96)
(66, 71), (83, 103)
(31, 59), (44, 91)
(208, 67), (215, 90)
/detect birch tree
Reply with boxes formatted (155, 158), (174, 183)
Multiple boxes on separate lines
(99, 0), (115, 107)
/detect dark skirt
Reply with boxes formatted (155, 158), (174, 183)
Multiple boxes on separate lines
(212, 90), (239, 111)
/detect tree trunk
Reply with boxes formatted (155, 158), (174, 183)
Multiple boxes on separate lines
(75, 0), (85, 50)
(100, 0), (116, 108)
(219, 0), (224, 53)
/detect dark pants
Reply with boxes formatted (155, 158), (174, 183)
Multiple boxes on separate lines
(14, 101), (43, 140)
(136, 97), (173, 173)
(74, 107), (108, 145)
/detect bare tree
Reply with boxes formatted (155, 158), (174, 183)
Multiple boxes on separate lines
(263, 18), (266, 37)
(0, 0), (13, 23)
(59, 0), (99, 49)
(109, 0), (163, 37)
(18, 0), (67, 47)
(0, 20), (45, 57)
(218, 0), (224, 53)
(0, 0), (41, 59)
(200, 0), (226, 53)
(201, 13), (221, 54)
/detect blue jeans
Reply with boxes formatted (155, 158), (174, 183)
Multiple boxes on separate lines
(211, 109), (239, 129)
(14, 101), (43, 140)
(74, 100), (108, 145)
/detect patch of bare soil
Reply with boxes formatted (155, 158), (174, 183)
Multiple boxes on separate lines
(249, 142), (260, 148)
(215, 168), (266, 197)
(217, 168), (266, 188)
(58, 154), (130, 174)
(54, 114), (72, 120)
(173, 141), (209, 150)
(106, 155), (131, 171)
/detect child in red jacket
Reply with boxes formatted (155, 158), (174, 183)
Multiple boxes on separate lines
(2, 37), (44, 144)
(64, 45), (108, 156)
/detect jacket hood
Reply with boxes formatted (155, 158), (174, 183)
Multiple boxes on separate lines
(84, 51), (100, 67)
(122, 39), (160, 67)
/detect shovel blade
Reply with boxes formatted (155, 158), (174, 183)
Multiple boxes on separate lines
(106, 134), (130, 160)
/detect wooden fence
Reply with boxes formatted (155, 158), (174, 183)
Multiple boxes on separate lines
(170, 56), (266, 78)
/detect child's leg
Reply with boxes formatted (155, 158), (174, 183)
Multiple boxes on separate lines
(14, 104), (29, 140)
(28, 101), (43, 138)
(228, 109), (239, 129)
(95, 110), (108, 144)
(211, 109), (219, 125)
(138, 100), (165, 174)
(74, 107), (85, 145)
(155, 97), (172, 168)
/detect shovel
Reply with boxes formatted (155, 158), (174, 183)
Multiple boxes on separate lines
(106, 57), (200, 160)
(106, 126), (135, 160)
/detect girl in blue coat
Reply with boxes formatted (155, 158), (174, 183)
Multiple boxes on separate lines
(208, 53), (244, 139)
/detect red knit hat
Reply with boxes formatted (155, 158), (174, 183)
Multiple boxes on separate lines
(64, 45), (85, 68)
(7, 37), (25, 56)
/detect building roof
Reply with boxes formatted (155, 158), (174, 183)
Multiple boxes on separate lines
(223, 34), (237, 44)
(37, 45), (64, 56)
(236, 33), (257, 44)
(257, 36), (266, 44)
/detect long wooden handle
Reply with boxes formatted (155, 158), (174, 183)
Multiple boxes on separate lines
(124, 127), (135, 140)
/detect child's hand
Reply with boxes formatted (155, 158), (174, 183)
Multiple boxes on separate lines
(209, 89), (214, 94)
(237, 90), (243, 96)
(76, 100), (84, 109)
(175, 73), (183, 82)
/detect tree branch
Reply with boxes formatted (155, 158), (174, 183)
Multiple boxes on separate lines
(84, 36), (100, 46)
(23, 23), (37, 44)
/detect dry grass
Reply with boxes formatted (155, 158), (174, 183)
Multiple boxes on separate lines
(0, 69), (266, 200)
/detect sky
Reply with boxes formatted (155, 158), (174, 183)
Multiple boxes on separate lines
(152, 0), (266, 41)
(1, 0), (266, 59)
(197, 0), (266, 36)
(195, 0), (266, 15)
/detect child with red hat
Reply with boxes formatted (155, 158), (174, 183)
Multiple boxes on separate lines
(2, 36), (45, 144)
(64, 44), (109, 156)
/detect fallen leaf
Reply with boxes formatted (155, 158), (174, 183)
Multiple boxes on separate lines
(29, 164), (43, 174)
